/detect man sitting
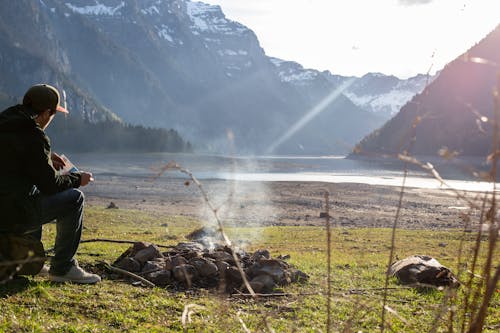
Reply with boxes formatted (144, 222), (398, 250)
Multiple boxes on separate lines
(0, 84), (100, 284)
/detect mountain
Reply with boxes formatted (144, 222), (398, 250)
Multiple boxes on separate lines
(0, 0), (423, 155)
(268, 58), (386, 153)
(269, 58), (431, 120)
(352, 25), (500, 157)
(343, 73), (433, 118)
(0, 18), (117, 123)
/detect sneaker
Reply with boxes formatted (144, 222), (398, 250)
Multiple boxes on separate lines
(49, 265), (101, 284)
(38, 264), (50, 277)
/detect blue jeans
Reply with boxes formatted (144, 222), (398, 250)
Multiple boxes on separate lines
(27, 188), (85, 275)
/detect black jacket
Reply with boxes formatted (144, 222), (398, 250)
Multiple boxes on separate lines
(0, 105), (81, 231)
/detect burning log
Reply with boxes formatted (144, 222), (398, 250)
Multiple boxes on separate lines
(112, 241), (309, 293)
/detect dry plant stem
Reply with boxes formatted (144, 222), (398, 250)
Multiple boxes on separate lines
(324, 191), (332, 333)
(181, 304), (204, 333)
(380, 162), (408, 333)
(461, 194), (488, 332)
(481, 73), (499, 290)
(468, 72), (500, 333)
(232, 287), (421, 298)
(231, 292), (321, 298)
(384, 305), (409, 325)
(236, 311), (251, 333)
(99, 261), (156, 288)
(342, 297), (388, 333)
(428, 287), (454, 333)
(448, 309), (454, 333)
(0, 256), (46, 267)
(342, 296), (397, 333)
(455, 206), (477, 332)
(0, 255), (46, 284)
(154, 162), (256, 297)
(468, 266), (500, 332)
(263, 316), (276, 333)
(79, 238), (175, 249)
(397, 154), (482, 211)
(46, 238), (175, 253)
(341, 299), (358, 333)
(456, 208), (475, 275)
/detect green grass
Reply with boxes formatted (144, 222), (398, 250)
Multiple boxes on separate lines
(0, 206), (498, 332)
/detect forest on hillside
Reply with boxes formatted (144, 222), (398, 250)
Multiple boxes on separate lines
(46, 116), (192, 153)
(1, 94), (191, 153)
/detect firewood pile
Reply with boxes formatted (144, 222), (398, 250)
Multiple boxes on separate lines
(112, 240), (309, 293)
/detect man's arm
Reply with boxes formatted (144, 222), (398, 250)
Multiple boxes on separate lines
(23, 130), (82, 194)
(50, 152), (66, 171)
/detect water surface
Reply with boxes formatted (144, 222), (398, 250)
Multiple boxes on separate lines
(68, 153), (495, 192)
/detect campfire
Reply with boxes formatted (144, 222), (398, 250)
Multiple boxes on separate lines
(111, 235), (308, 293)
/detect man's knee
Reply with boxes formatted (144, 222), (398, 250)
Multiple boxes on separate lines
(67, 188), (84, 208)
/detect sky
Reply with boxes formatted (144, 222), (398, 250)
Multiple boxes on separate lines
(204, 0), (499, 79)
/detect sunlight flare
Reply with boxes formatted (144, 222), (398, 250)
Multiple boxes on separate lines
(266, 78), (357, 154)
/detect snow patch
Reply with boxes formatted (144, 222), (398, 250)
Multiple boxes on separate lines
(186, 1), (212, 31)
(218, 49), (238, 56)
(204, 38), (220, 43)
(269, 58), (285, 67)
(185, 0), (247, 35)
(157, 25), (174, 42)
(345, 90), (416, 116)
(65, 1), (125, 16)
(142, 6), (160, 15)
(279, 69), (318, 84)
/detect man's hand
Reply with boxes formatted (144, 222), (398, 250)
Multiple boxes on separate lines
(80, 172), (94, 187)
(50, 152), (66, 170)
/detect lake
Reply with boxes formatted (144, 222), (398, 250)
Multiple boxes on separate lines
(68, 152), (495, 192)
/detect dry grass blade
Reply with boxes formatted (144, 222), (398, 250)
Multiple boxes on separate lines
(236, 310), (252, 333)
(0, 254), (46, 284)
(380, 155), (409, 333)
(428, 287), (455, 333)
(78, 238), (174, 249)
(0, 256), (46, 267)
(397, 153), (483, 210)
(263, 316), (276, 333)
(324, 191), (332, 333)
(467, 72), (500, 333)
(383, 305), (409, 325)
(98, 261), (156, 288)
(181, 303), (205, 332)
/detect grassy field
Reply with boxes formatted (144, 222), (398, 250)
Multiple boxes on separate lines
(0, 206), (498, 332)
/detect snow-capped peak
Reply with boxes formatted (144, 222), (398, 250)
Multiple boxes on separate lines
(65, 1), (125, 16)
(185, 0), (247, 35)
(269, 58), (320, 85)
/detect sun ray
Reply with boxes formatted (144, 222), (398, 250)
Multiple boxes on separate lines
(265, 77), (357, 154)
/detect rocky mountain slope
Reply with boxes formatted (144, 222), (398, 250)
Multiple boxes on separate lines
(353, 24), (500, 157)
(0, 0), (426, 154)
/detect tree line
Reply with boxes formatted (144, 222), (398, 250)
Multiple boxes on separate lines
(47, 116), (192, 153)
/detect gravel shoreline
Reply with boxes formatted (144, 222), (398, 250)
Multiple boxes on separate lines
(84, 175), (479, 230)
